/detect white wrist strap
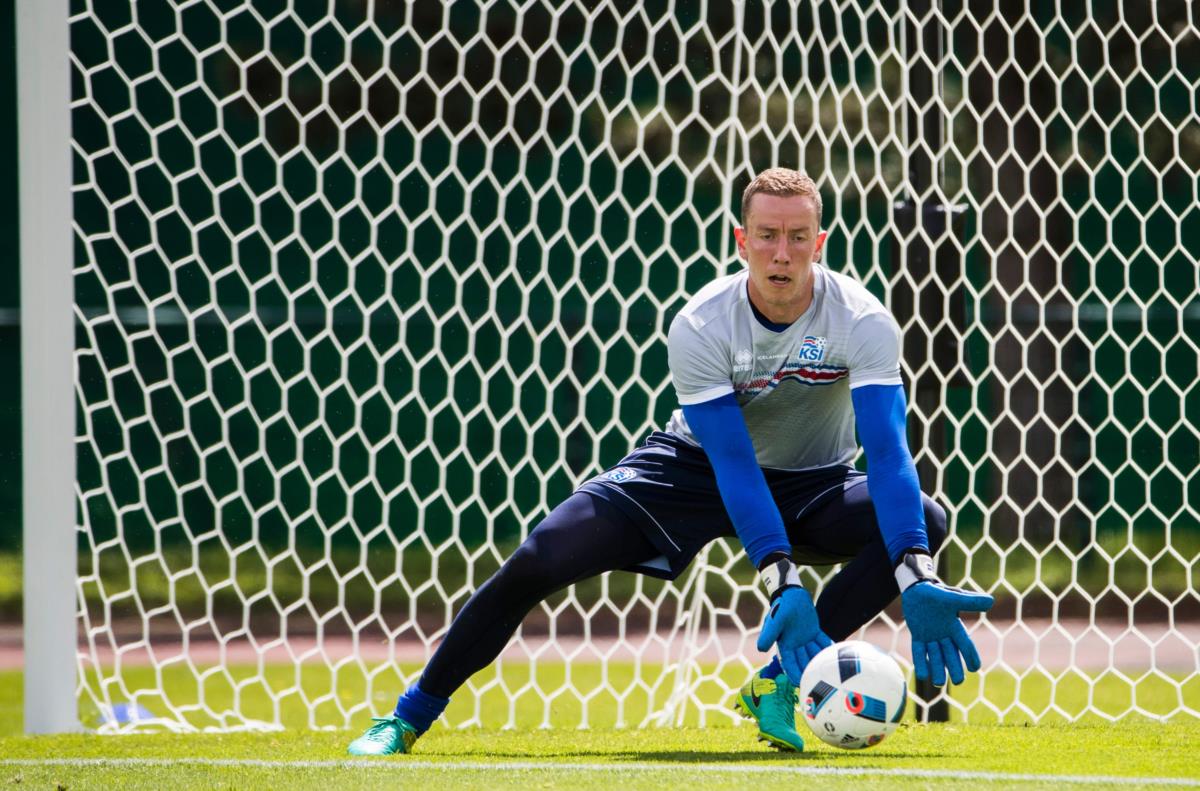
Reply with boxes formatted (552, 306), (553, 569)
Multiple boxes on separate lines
(895, 552), (937, 592)
(759, 557), (802, 598)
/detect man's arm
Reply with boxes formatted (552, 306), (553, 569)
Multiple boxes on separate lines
(682, 393), (831, 683)
(852, 383), (993, 686)
(849, 383), (928, 563)
(681, 393), (789, 567)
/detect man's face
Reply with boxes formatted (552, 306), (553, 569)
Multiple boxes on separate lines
(735, 193), (827, 321)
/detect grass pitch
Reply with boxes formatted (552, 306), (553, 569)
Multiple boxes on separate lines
(66, 659), (1200, 730)
(2, 669), (1198, 790)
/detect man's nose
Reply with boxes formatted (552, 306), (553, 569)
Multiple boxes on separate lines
(772, 237), (790, 263)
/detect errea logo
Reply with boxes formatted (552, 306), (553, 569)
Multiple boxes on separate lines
(734, 348), (753, 372)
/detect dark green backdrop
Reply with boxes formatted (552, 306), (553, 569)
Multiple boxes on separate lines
(4, 1), (1197, 622)
(1, 0), (21, 560)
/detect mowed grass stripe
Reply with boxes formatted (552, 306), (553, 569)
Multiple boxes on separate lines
(63, 662), (1200, 731)
(3, 758), (1198, 787)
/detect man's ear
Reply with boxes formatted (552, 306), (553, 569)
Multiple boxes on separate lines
(813, 230), (828, 261)
(734, 227), (748, 261)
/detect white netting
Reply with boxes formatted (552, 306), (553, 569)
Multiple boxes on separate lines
(68, 0), (1199, 731)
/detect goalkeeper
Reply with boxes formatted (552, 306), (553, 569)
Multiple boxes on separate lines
(349, 167), (993, 755)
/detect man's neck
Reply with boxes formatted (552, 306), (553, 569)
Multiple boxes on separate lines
(747, 267), (816, 325)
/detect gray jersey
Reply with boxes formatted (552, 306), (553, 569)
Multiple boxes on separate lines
(664, 265), (903, 470)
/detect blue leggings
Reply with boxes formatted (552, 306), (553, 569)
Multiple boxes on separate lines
(418, 485), (946, 698)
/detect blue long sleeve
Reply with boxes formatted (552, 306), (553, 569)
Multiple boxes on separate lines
(851, 384), (929, 563)
(682, 394), (790, 568)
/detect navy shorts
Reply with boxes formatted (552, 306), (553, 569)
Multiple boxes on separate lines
(576, 431), (873, 580)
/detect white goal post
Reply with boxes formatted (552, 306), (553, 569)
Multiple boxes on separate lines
(18, 0), (77, 735)
(18, 0), (1200, 733)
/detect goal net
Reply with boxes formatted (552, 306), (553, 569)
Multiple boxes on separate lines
(65, 0), (1198, 731)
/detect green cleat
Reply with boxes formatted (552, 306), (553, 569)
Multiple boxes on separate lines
(733, 673), (805, 752)
(347, 715), (420, 756)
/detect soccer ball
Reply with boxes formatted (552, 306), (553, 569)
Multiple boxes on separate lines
(798, 640), (907, 749)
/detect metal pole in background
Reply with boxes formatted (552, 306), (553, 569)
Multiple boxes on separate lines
(892, 0), (967, 723)
(17, 0), (78, 734)
(719, 0), (747, 271)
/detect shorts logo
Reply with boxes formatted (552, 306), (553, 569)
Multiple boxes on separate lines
(605, 467), (638, 483)
(797, 335), (827, 362)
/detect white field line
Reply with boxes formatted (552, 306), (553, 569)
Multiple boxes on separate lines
(1, 758), (1197, 786)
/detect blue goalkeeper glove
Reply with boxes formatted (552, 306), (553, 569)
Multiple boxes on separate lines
(897, 551), (994, 686)
(756, 555), (832, 685)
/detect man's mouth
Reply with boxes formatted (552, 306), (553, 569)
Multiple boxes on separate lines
(768, 274), (791, 285)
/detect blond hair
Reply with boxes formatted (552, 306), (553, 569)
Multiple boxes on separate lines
(740, 168), (823, 228)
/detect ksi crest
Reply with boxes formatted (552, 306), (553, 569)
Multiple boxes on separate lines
(798, 335), (827, 362)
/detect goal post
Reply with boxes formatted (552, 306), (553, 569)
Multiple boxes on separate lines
(16, 0), (1200, 733)
(17, 0), (78, 735)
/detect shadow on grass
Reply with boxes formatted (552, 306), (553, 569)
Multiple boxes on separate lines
(638, 748), (932, 762)
(416, 748), (937, 763)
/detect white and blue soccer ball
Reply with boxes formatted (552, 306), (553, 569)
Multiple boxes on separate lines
(798, 640), (907, 749)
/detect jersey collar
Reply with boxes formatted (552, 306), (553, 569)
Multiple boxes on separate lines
(745, 265), (825, 333)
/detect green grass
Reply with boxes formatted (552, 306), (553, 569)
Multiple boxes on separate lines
(3, 667), (1199, 790)
(59, 661), (1200, 732)
(3, 724), (1200, 791)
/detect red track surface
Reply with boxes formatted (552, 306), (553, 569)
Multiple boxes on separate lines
(3, 619), (1196, 671)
